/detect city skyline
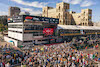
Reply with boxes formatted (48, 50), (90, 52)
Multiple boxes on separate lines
(0, 0), (100, 22)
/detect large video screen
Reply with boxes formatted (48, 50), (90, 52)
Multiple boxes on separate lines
(43, 28), (54, 36)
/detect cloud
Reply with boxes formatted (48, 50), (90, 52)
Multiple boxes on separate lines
(11, 0), (48, 8)
(71, 0), (82, 4)
(62, 0), (82, 4)
(21, 7), (42, 15)
(21, 8), (33, 12)
(62, 0), (95, 7)
(81, 0), (95, 7)
(0, 11), (8, 15)
(62, 0), (70, 3)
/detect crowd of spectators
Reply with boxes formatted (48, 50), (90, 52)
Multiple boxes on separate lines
(0, 42), (99, 67)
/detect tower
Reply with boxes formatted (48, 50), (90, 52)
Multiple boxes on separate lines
(8, 6), (21, 16)
(56, 2), (70, 25)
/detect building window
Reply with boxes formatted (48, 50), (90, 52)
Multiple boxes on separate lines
(65, 9), (69, 12)
(83, 17), (85, 21)
(33, 32), (43, 36)
(60, 20), (61, 23)
(85, 23), (87, 26)
(61, 15), (62, 19)
(24, 25), (43, 30)
(88, 19), (91, 21)
(89, 14), (92, 16)
(58, 13), (60, 18)
(78, 16), (80, 18)
(59, 6), (60, 11)
(44, 10), (45, 13)
(83, 23), (84, 25)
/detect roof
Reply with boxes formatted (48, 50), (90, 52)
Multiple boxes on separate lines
(57, 25), (100, 30)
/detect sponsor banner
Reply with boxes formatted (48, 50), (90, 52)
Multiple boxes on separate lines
(8, 16), (23, 23)
(23, 15), (59, 24)
(7, 15), (59, 24)
(43, 28), (54, 36)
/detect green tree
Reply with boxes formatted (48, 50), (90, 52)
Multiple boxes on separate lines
(0, 16), (8, 35)
(0, 23), (4, 34)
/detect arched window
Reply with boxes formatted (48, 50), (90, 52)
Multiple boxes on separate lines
(44, 10), (45, 13)
(60, 20), (61, 23)
(83, 23), (84, 25)
(85, 23), (87, 26)
(58, 13), (60, 18)
(59, 6), (60, 11)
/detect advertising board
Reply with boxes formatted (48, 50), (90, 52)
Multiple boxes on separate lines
(7, 15), (59, 24)
(43, 28), (54, 36)
(8, 16), (23, 23)
(23, 15), (59, 24)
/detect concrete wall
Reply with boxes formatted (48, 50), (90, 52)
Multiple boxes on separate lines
(8, 31), (23, 41)
(71, 13), (81, 25)
(8, 23), (23, 32)
(48, 8), (56, 18)
(23, 33), (33, 41)
(23, 33), (43, 41)
(4, 36), (18, 47)
(8, 28), (23, 32)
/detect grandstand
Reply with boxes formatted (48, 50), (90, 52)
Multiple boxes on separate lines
(57, 25), (100, 42)
(57, 25), (100, 30)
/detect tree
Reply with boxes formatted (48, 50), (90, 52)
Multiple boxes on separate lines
(0, 23), (4, 34)
(0, 16), (8, 35)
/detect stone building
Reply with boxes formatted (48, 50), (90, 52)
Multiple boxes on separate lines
(42, 2), (93, 26)
(94, 22), (100, 27)
(42, 2), (72, 25)
(8, 7), (21, 16)
(70, 9), (93, 26)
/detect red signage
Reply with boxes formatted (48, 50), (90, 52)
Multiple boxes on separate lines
(43, 28), (54, 36)
(25, 16), (33, 19)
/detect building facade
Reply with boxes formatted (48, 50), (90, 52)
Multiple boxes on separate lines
(42, 2), (72, 25)
(70, 9), (93, 26)
(42, 2), (93, 26)
(94, 22), (100, 27)
(57, 24), (100, 42)
(8, 7), (21, 16)
(4, 15), (62, 47)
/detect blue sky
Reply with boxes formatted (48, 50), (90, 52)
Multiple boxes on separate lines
(0, 0), (100, 22)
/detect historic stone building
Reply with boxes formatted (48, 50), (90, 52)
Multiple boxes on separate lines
(70, 9), (93, 26)
(42, 2), (93, 26)
(8, 7), (21, 16)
